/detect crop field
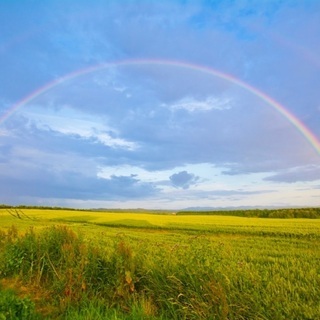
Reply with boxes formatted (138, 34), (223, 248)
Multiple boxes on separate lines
(1, 208), (320, 319)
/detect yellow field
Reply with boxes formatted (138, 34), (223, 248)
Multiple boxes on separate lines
(1, 208), (320, 237)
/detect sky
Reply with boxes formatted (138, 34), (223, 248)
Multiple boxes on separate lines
(0, 0), (320, 210)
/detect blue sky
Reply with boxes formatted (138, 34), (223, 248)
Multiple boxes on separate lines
(0, 0), (319, 209)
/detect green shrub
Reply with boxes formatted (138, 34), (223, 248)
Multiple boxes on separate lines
(0, 287), (40, 320)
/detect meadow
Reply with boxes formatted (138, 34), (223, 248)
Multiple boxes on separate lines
(0, 208), (320, 319)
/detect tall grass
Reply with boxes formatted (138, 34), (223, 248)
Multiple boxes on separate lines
(0, 226), (231, 318)
(1, 224), (319, 319)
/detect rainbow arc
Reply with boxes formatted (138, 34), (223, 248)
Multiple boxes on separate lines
(1, 59), (320, 156)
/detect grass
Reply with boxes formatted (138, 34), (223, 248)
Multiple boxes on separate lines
(0, 285), (40, 320)
(0, 208), (320, 319)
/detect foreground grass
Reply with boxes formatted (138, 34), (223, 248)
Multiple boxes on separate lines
(0, 285), (40, 319)
(0, 209), (320, 319)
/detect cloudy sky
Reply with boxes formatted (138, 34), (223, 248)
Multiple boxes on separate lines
(0, 0), (320, 209)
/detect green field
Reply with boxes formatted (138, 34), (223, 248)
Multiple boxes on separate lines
(1, 208), (320, 319)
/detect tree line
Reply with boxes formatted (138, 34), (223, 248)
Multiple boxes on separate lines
(177, 208), (320, 219)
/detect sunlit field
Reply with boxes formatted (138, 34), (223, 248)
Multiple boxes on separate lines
(1, 208), (320, 319)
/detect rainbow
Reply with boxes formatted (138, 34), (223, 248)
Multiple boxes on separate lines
(1, 58), (320, 156)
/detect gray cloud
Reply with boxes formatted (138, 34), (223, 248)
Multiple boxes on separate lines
(264, 166), (320, 183)
(0, 171), (158, 202)
(169, 171), (199, 189)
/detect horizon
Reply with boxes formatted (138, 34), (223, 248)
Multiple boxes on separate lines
(2, 203), (319, 212)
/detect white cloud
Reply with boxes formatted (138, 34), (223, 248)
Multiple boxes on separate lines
(19, 106), (138, 150)
(164, 96), (232, 113)
(96, 132), (137, 150)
